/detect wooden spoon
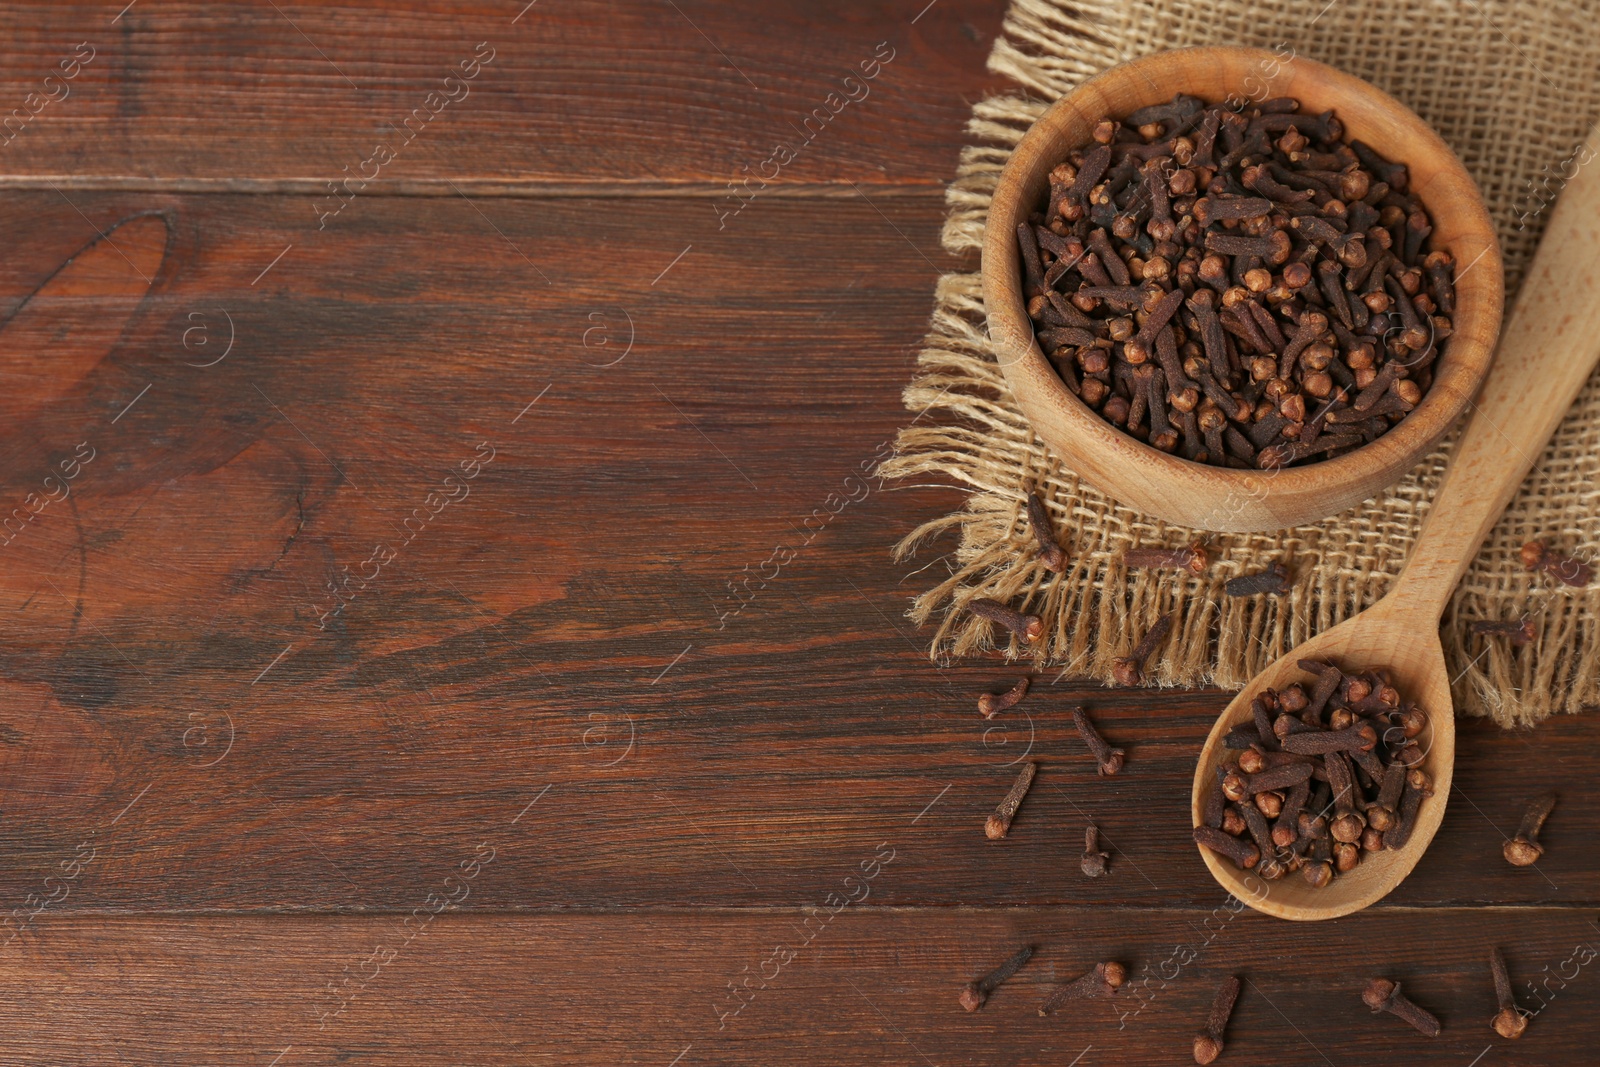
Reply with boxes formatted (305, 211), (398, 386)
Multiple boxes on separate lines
(1191, 123), (1600, 920)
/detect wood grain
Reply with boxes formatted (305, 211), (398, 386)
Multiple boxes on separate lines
(5, 910), (1599, 1063)
(0, 2), (1595, 1064)
(0, 0), (1003, 191)
(0, 190), (1586, 920)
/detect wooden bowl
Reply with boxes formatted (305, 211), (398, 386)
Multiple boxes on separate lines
(981, 46), (1503, 532)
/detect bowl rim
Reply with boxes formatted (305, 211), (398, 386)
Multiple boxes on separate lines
(982, 45), (1504, 526)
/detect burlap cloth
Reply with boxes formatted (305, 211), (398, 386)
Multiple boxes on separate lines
(883, 0), (1600, 726)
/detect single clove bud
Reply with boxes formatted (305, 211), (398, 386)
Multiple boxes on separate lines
(1280, 723), (1377, 755)
(1325, 752), (1367, 845)
(959, 943), (1035, 1011)
(1301, 856), (1333, 888)
(1300, 661), (1343, 726)
(1237, 801), (1275, 861)
(1124, 542), (1209, 575)
(1113, 612), (1173, 686)
(1071, 708), (1125, 775)
(1223, 726), (1261, 750)
(978, 676), (1030, 719)
(967, 597), (1045, 643)
(1272, 778), (1310, 848)
(1468, 618), (1536, 646)
(1026, 492), (1068, 572)
(1038, 961), (1126, 1016)
(1384, 776), (1427, 850)
(1080, 823), (1110, 877)
(1227, 761), (1314, 797)
(1194, 825), (1259, 869)
(1521, 540), (1593, 587)
(985, 762), (1038, 840)
(1225, 562), (1292, 597)
(1193, 975), (1240, 1064)
(1489, 947), (1527, 1039)
(1362, 977), (1440, 1037)
(1503, 791), (1556, 867)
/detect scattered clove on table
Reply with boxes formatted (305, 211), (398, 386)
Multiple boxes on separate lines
(978, 676), (1030, 719)
(1502, 791), (1556, 867)
(1362, 977), (1441, 1037)
(1071, 707), (1126, 775)
(985, 762), (1039, 840)
(1489, 947), (1528, 1039)
(1193, 975), (1240, 1064)
(1080, 823), (1110, 877)
(959, 944), (1035, 1011)
(1038, 961), (1127, 1016)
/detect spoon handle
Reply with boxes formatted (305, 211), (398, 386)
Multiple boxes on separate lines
(1389, 123), (1600, 617)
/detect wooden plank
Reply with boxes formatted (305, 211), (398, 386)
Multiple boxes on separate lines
(0, 190), (1590, 914)
(0, 3), (1588, 1063)
(0, 0), (1006, 190)
(4, 910), (1597, 1063)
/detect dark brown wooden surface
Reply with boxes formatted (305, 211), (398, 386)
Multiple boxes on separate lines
(0, 2), (1596, 1063)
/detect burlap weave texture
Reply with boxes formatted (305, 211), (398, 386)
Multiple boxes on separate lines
(883, 0), (1600, 725)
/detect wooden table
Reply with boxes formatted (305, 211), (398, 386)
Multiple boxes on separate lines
(0, 2), (1594, 1062)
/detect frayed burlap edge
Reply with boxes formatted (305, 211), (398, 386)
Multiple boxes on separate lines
(881, 0), (1600, 726)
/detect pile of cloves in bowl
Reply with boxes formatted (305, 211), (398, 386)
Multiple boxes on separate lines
(1018, 94), (1457, 469)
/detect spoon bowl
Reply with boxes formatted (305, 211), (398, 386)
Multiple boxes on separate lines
(1191, 601), (1454, 920)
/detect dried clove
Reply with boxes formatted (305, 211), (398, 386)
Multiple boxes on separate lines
(1520, 540), (1593, 587)
(978, 676), (1030, 719)
(1038, 961), (1127, 1016)
(959, 943), (1035, 1011)
(985, 761), (1038, 840)
(1280, 723), (1377, 755)
(1026, 492), (1068, 572)
(1225, 562), (1292, 597)
(1194, 825), (1259, 869)
(1489, 947), (1527, 1039)
(1324, 753), (1367, 844)
(1384, 775), (1428, 851)
(1124, 542), (1209, 575)
(1081, 824), (1110, 877)
(1362, 977), (1440, 1037)
(967, 597), (1045, 643)
(1223, 726), (1261, 750)
(1193, 975), (1240, 1064)
(1224, 761), (1314, 798)
(1113, 612), (1173, 685)
(1468, 618), (1536, 646)
(1071, 708), (1125, 775)
(1503, 791), (1556, 867)
(1272, 778), (1310, 848)
(1301, 837), (1333, 888)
